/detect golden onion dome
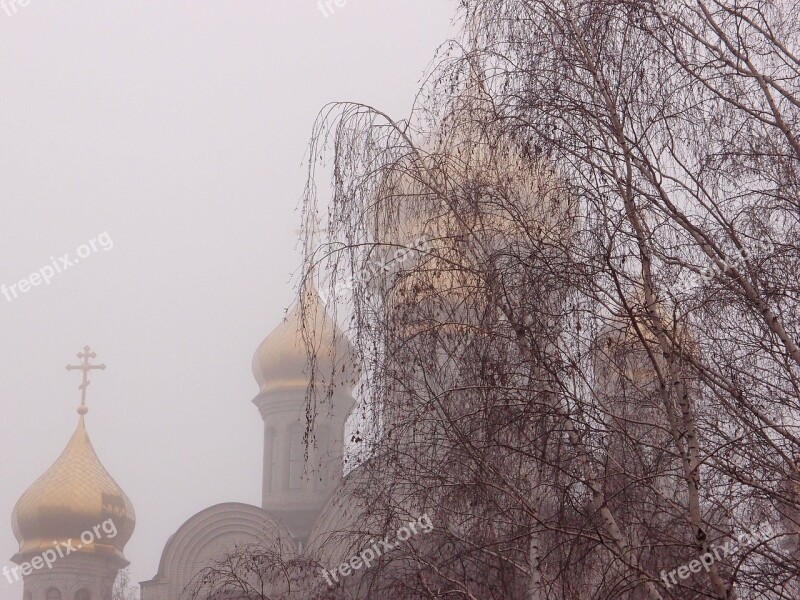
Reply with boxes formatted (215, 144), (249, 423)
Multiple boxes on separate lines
(11, 415), (135, 565)
(252, 287), (357, 394)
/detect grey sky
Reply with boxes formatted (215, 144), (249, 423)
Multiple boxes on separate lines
(0, 0), (456, 590)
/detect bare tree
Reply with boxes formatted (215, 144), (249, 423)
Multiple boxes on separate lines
(184, 540), (331, 600)
(195, 1), (800, 598)
(113, 568), (140, 600)
(297, 2), (800, 599)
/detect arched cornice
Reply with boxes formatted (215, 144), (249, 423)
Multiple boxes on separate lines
(142, 503), (294, 590)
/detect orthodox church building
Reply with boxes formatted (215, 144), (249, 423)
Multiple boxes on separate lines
(139, 287), (359, 599)
(10, 288), (362, 600)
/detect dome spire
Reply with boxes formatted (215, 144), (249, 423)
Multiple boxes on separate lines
(65, 345), (106, 416)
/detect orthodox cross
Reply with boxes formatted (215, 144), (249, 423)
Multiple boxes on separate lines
(66, 345), (106, 415)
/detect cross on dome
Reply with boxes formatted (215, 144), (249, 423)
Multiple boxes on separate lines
(65, 345), (106, 415)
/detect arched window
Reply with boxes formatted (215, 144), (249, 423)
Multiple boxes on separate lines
(46, 588), (62, 600)
(75, 590), (91, 600)
(265, 427), (279, 492)
(288, 426), (305, 490)
(314, 426), (331, 491)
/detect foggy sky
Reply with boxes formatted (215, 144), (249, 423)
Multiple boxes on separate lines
(0, 1), (456, 591)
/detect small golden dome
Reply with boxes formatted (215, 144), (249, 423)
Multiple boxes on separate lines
(11, 416), (135, 565)
(252, 287), (357, 394)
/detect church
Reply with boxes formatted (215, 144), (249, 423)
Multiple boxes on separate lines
(9, 288), (364, 600)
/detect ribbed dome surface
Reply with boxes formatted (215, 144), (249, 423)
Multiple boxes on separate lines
(252, 288), (357, 394)
(12, 416), (135, 563)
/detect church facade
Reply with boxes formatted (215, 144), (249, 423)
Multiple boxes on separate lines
(139, 287), (359, 599)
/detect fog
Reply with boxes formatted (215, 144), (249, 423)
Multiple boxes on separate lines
(0, 1), (455, 592)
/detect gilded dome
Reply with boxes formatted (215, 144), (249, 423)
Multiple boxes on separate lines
(11, 415), (136, 565)
(252, 287), (358, 394)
